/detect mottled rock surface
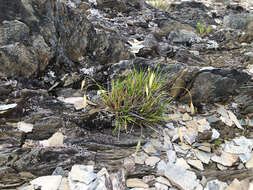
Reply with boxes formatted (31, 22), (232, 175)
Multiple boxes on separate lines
(0, 0), (130, 77)
(0, 0), (252, 189)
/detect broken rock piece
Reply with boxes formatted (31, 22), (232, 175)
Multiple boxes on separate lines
(211, 151), (238, 166)
(164, 164), (199, 190)
(126, 178), (149, 188)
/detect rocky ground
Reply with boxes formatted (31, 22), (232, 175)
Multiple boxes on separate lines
(0, 0), (253, 189)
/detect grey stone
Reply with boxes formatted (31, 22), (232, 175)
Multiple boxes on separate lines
(142, 175), (155, 184)
(52, 167), (69, 177)
(207, 115), (219, 123)
(197, 143), (211, 153)
(17, 185), (35, 190)
(195, 150), (211, 164)
(246, 153), (253, 168)
(223, 137), (253, 163)
(175, 158), (191, 170)
(156, 176), (171, 187)
(133, 152), (148, 165)
(143, 142), (159, 156)
(155, 182), (169, 190)
(30, 175), (62, 190)
(126, 178), (149, 188)
(204, 179), (227, 190)
(211, 129), (220, 140)
(174, 144), (189, 155)
(211, 151), (238, 166)
(187, 159), (204, 171)
(157, 160), (168, 175)
(145, 156), (160, 167)
(165, 122), (174, 129)
(69, 165), (96, 185)
(17, 121), (33, 133)
(167, 150), (177, 164)
(244, 52), (253, 58)
(164, 164), (199, 190)
(217, 107), (229, 117)
(183, 127), (198, 145)
(123, 157), (135, 171)
(217, 163), (227, 171)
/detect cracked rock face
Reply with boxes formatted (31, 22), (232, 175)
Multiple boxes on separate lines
(0, 0), (130, 77)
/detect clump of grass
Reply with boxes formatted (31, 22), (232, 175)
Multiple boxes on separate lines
(147, 0), (171, 12)
(196, 22), (211, 36)
(100, 68), (172, 138)
(83, 68), (196, 151)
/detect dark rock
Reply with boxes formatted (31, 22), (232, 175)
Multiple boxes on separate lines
(89, 32), (131, 63)
(156, 42), (176, 58)
(96, 0), (127, 12)
(52, 167), (69, 177)
(0, 124), (23, 146)
(169, 1), (216, 27)
(168, 29), (199, 44)
(25, 116), (64, 140)
(62, 124), (144, 148)
(224, 13), (253, 31)
(187, 69), (251, 103)
(0, 167), (25, 188)
(136, 46), (158, 58)
(13, 147), (96, 176)
(0, 0), (29, 23)
(196, 130), (213, 142)
(226, 4), (246, 13)
(56, 7), (96, 63)
(0, 79), (13, 100)
(174, 49), (205, 65)
(0, 89), (49, 121)
(143, 34), (158, 47)
(0, 39), (51, 77)
(153, 19), (195, 39)
(0, 20), (29, 45)
(0, 0), (130, 77)
(0, 124), (23, 167)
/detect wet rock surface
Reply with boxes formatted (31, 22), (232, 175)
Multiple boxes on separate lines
(0, 0), (253, 189)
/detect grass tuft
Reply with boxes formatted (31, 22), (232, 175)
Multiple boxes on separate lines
(196, 22), (211, 36)
(100, 68), (172, 136)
